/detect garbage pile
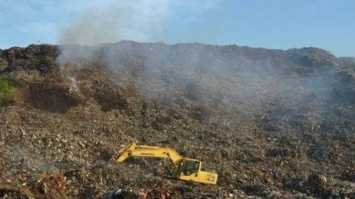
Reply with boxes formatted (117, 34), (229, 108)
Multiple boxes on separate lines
(0, 42), (354, 198)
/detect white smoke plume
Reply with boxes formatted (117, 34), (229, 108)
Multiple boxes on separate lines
(58, 0), (221, 45)
(54, 0), (345, 134)
(56, 0), (222, 69)
(56, 0), (222, 92)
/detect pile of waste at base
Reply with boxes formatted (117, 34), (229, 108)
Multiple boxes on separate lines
(0, 41), (354, 198)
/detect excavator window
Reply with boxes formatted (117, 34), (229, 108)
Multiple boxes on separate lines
(179, 159), (200, 176)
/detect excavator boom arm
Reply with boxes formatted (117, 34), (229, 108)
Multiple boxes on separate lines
(115, 142), (183, 165)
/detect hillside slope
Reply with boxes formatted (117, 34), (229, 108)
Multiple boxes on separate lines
(0, 42), (354, 198)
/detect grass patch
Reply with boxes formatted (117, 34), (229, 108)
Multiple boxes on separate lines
(0, 78), (16, 106)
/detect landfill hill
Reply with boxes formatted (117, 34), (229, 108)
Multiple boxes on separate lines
(0, 41), (354, 199)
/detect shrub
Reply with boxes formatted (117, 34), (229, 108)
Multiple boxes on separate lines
(0, 78), (16, 106)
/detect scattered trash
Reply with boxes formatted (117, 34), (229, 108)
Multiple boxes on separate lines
(0, 43), (354, 198)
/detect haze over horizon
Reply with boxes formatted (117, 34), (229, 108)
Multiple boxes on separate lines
(1, 0), (354, 57)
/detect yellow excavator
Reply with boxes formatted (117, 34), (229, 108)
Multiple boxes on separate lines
(114, 142), (218, 185)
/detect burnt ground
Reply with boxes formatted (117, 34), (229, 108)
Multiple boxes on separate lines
(0, 42), (355, 199)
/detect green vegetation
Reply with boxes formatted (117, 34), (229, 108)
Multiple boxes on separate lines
(0, 78), (16, 106)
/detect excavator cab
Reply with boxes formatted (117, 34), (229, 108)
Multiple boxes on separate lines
(177, 158), (217, 185)
(178, 159), (200, 176)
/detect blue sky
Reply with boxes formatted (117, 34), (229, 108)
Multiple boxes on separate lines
(1, 0), (354, 57)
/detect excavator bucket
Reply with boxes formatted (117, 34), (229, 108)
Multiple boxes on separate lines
(115, 142), (137, 162)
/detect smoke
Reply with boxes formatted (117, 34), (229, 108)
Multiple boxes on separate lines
(56, 0), (222, 67)
(56, 0), (223, 91)
(3, 145), (53, 171)
(59, 1), (166, 45)
(58, 0), (221, 46)
(54, 0), (352, 135)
